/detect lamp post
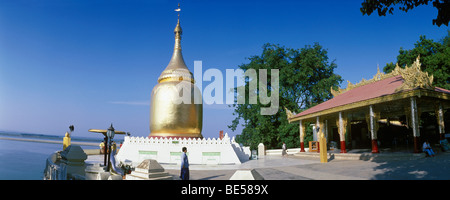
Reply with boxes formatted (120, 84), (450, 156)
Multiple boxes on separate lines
(106, 124), (115, 172)
(103, 137), (108, 167)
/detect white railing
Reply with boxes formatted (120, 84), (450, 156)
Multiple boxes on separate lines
(43, 152), (67, 180)
(126, 133), (233, 146)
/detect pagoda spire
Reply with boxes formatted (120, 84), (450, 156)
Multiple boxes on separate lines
(174, 3), (182, 50)
(157, 3), (192, 84)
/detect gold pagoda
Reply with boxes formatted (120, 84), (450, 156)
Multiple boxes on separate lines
(149, 13), (203, 138)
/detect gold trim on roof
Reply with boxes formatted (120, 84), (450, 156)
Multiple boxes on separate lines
(284, 107), (295, 119)
(330, 66), (394, 97)
(330, 55), (434, 97)
(290, 89), (430, 123)
(391, 56), (434, 92)
(288, 56), (446, 123)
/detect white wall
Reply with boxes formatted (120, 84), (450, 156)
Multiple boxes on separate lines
(116, 133), (248, 166)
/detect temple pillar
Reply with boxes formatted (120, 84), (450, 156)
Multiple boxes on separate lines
(299, 120), (305, 152)
(437, 102), (445, 140)
(315, 116), (327, 162)
(316, 117), (319, 153)
(410, 97), (421, 153)
(369, 105), (379, 153)
(316, 117), (323, 153)
(337, 111), (347, 153)
(347, 115), (353, 149)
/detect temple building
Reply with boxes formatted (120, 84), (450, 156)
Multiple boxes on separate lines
(287, 56), (450, 153)
(149, 14), (203, 138)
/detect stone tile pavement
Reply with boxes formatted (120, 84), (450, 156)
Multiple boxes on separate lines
(88, 151), (450, 180)
(164, 152), (450, 180)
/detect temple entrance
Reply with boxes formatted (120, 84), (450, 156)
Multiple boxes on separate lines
(349, 121), (371, 149)
(377, 121), (413, 152)
(420, 112), (442, 144)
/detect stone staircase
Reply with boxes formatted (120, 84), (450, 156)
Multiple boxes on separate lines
(293, 150), (425, 161)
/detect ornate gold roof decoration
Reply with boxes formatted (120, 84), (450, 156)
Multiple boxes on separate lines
(285, 107), (295, 119)
(330, 55), (434, 97)
(391, 55), (434, 92)
(330, 66), (395, 97)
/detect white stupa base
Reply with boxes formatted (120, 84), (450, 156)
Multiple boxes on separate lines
(116, 133), (250, 167)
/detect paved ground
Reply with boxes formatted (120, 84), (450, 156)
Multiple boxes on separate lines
(164, 152), (450, 180)
(86, 150), (450, 180)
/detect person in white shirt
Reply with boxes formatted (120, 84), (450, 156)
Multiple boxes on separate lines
(282, 142), (287, 157)
(423, 140), (435, 157)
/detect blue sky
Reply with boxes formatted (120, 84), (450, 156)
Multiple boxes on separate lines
(0, 0), (448, 140)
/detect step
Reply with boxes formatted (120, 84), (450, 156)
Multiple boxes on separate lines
(294, 151), (424, 161)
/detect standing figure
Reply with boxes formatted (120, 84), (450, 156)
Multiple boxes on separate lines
(99, 140), (106, 154)
(63, 132), (71, 150)
(180, 147), (189, 180)
(282, 142), (287, 157)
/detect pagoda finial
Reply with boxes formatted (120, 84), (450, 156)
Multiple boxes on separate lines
(175, 3), (181, 21)
(173, 3), (182, 50)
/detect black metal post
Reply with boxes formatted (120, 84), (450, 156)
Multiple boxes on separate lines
(104, 136), (108, 167)
(107, 140), (111, 172)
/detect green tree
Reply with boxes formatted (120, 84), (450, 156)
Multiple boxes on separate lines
(229, 43), (342, 150)
(360, 0), (450, 27)
(384, 31), (450, 90)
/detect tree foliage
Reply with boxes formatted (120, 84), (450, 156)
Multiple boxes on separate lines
(384, 31), (450, 90)
(360, 0), (450, 27)
(229, 43), (342, 150)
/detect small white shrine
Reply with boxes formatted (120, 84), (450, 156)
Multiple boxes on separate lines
(116, 133), (250, 166)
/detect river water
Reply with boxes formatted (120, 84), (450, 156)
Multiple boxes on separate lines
(0, 132), (108, 180)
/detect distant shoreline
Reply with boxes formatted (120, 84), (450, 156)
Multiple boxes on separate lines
(0, 136), (99, 146)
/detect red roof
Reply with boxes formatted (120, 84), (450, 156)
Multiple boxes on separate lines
(293, 75), (450, 118)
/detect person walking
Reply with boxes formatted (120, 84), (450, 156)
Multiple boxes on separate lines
(180, 147), (190, 180)
(282, 142), (287, 157)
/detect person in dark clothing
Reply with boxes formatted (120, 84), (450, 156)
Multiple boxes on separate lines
(180, 147), (189, 180)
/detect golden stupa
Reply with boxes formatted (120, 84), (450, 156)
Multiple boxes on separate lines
(149, 12), (203, 138)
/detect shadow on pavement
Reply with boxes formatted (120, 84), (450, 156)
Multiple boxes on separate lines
(371, 153), (450, 180)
